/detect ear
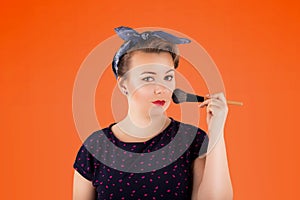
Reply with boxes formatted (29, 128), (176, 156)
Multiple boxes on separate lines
(117, 76), (128, 93)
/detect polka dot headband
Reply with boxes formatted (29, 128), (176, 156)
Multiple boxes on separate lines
(112, 26), (191, 79)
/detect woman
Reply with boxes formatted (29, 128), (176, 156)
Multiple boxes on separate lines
(73, 26), (233, 200)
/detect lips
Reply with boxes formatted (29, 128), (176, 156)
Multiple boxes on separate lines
(152, 100), (166, 106)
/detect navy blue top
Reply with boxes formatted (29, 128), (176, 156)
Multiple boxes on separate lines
(73, 117), (209, 200)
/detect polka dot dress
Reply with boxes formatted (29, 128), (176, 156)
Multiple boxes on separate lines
(73, 117), (208, 200)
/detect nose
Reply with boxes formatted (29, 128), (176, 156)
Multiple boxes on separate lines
(154, 84), (167, 95)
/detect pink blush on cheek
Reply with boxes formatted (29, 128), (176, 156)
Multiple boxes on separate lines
(128, 84), (172, 111)
(130, 88), (153, 106)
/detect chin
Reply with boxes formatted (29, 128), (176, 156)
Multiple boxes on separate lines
(149, 107), (165, 115)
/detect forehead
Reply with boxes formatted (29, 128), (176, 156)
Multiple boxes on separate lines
(129, 51), (174, 70)
(126, 64), (175, 76)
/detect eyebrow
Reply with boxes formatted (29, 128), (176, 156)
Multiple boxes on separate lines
(140, 69), (175, 75)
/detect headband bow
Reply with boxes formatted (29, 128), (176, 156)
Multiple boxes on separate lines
(112, 26), (191, 79)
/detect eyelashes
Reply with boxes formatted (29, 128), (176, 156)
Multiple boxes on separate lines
(142, 75), (174, 82)
(141, 77), (154, 82)
(165, 75), (174, 81)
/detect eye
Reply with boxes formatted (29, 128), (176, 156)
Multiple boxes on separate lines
(164, 75), (174, 81)
(142, 76), (154, 82)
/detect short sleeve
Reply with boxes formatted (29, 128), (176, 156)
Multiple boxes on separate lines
(191, 129), (209, 159)
(73, 143), (98, 181)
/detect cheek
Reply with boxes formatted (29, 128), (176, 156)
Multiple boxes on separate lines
(130, 85), (154, 103)
(131, 84), (173, 103)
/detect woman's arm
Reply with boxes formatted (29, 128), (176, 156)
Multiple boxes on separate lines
(191, 157), (206, 200)
(193, 92), (233, 200)
(196, 136), (233, 200)
(73, 170), (96, 200)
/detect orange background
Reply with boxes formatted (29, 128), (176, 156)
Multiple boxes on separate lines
(1, 0), (299, 199)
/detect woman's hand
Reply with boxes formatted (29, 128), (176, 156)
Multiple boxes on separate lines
(199, 92), (228, 137)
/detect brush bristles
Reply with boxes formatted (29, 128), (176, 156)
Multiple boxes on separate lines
(172, 88), (205, 104)
(172, 89), (187, 104)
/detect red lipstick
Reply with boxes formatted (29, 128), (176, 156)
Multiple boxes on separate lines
(152, 100), (166, 106)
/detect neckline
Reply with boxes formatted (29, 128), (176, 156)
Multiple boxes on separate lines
(108, 117), (175, 145)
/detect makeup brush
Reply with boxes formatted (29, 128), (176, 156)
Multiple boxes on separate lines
(172, 88), (243, 106)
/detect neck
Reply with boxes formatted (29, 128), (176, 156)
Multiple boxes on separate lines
(117, 109), (170, 139)
(130, 109), (167, 127)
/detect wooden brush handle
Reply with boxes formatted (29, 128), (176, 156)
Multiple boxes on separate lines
(204, 97), (243, 106)
(226, 100), (243, 106)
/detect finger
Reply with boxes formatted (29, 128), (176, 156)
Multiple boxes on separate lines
(208, 98), (226, 107)
(208, 92), (227, 103)
(199, 99), (211, 108)
(207, 98), (227, 109)
(199, 97), (226, 108)
(212, 98), (227, 108)
(207, 102), (228, 117)
(206, 105), (224, 117)
(207, 103), (223, 113)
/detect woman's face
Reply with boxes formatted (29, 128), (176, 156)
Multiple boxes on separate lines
(119, 51), (176, 117)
